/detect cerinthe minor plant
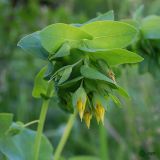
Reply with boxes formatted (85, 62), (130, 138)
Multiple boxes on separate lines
(17, 10), (143, 160)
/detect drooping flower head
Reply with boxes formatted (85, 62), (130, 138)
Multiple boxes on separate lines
(92, 93), (107, 125)
(73, 85), (87, 121)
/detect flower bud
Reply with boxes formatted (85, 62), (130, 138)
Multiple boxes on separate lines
(77, 98), (86, 121)
(95, 103), (105, 125)
(84, 112), (92, 129)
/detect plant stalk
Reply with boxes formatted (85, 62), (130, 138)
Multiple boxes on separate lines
(34, 82), (53, 160)
(99, 124), (109, 160)
(54, 110), (77, 160)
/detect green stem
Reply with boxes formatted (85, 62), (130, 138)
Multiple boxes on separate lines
(54, 110), (77, 160)
(23, 120), (39, 127)
(34, 82), (53, 160)
(99, 124), (109, 160)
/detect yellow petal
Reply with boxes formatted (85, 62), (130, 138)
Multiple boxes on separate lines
(84, 112), (92, 129)
(95, 103), (105, 125)
(77, 99), (86, 121)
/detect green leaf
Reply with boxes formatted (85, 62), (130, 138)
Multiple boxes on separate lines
(32, 66), (54, 98)
(87, 49), (143, 66)
(17, 31), (49, 60)
(141, 15), (160, 39)
(59, 76), (83, 88)
(69, 156), (100, 160)
(58, 66), (73, 85)
(53, 42), (71, 58)
(116, 86), (130, 98)
(109, 94), (122, 107)
(80, 21), (138, 50)
(40, 23), (93, 53)
(44, 61), (55, 80)
(0, 126), (53, 160)
(80, 65), (116, 86)
(0, 113), (13, 138)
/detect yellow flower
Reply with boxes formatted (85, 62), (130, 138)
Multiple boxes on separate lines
(84, 112), (92, 129)
(77, 98), (86, 121)
(95, 103), (105, 125)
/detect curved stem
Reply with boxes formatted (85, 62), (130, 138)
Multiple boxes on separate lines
(54, 110), (77, 160)
(34, 82), (53, 160)
(23, 120), (39, 127)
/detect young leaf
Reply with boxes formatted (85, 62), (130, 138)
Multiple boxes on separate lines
(58, 66), (73, 85)
(80, 65), (116, 86)
(17, 31), (49, 60)
(32, 66), (54, 98)
(80, 21), (138, 49)
(87, 48), (143, 66)
(40, 23), (93, 53)
(141, 15), (160, 39)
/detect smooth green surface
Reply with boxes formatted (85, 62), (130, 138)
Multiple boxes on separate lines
(17, 31), (49, 59)
(0, 127), (53, 160)
(80, 21), (138, 49)
(80, 65), (115, 85)
(0, 115), (53, 160)
(40, 23), (93, 53)
(88, 49), (143, 66)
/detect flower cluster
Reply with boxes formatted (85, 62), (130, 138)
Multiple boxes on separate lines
(76, 93), (106, 129)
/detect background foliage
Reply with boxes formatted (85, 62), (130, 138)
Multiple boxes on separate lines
(0, 0), (160, 159)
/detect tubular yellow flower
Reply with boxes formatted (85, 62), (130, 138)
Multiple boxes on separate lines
(84, 112), (92, 129)
(77, 98), (86, 121)
(95, 103), (105, 125)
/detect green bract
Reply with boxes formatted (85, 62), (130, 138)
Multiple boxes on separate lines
(18, 14), (143, 127)
(80, 21), (138, 50)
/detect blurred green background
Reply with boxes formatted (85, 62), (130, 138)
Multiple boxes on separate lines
(0, 0), (160, 159)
